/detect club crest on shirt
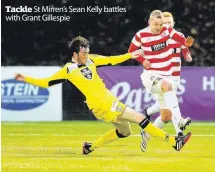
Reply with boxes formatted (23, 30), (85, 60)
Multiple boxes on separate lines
(161, 32), (167, 37)
(80, 67), (92, 79)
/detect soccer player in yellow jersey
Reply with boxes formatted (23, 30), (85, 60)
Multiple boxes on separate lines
(15, 36), (191, 154)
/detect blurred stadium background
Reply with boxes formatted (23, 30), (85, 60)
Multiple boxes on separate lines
(1, 0), (215, 171)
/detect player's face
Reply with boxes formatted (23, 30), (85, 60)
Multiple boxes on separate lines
(77, 46), (90, 65)
(149, 18), (163, 34)
(163, 16), (174, 28)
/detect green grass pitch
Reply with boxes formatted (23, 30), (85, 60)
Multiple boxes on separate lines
(2, 121), (215, 172)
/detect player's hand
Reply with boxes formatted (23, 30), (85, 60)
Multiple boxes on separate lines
(185, 36), (194, 47)
(185, 54), (192, 62)
(131, 49), (144, 59)
(142, 59), (151, 69)
(14, 73), (25, 81)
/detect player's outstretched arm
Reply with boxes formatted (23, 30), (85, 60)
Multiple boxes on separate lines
(89, 49), (143, 66)
(181, 46), (192, 62)
(168, 27), (194, 47)
(14, 66), (67, 88)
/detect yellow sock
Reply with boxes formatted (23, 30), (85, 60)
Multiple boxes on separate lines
(91, 129), (119, 150)
(142, 121), (176, 146)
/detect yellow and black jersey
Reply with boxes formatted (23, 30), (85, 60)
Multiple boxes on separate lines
(24, 53), (131, 112)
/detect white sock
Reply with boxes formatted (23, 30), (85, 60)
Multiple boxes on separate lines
(147, 100), (160, 116)
(153, 116), (165, 128)
(165, 91), (182, 134)
(145, 116), (165, 139)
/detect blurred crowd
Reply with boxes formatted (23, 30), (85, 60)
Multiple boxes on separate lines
(2, 0), (215, 66)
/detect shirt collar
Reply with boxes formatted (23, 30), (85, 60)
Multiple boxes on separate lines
(71, 58), (92, 68)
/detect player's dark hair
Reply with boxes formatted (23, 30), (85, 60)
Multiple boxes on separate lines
(68, 36), (89, 55)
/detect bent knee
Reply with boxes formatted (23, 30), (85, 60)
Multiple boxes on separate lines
(161, 109), (172, 123)
(116, 128), (131, 138)
(123, 129), (132, 137)
(161, 81), (173, 92)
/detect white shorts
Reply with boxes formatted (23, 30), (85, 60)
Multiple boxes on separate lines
(141, 73), (176, 109)
(171, 76), (180, 89)
(140, 72), (175, 93)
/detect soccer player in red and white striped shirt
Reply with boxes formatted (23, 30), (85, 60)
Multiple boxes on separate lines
(143, 12), (193, 128)
(133, 11), (194, 151)
(128, 10), (194, 151)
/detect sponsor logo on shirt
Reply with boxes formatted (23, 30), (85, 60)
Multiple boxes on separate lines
(151, 42), (166, 51)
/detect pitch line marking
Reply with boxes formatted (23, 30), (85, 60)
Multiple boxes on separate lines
(5, 134), (215, 137)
